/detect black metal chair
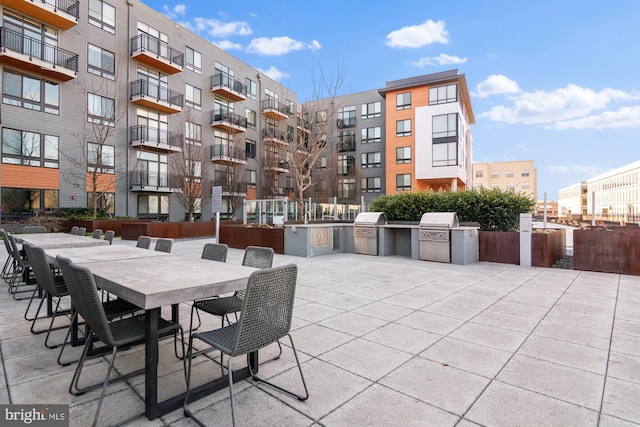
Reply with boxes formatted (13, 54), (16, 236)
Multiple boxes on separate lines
(136, 235), (151, 249)
(92, 229), (102, 239)
(1, 229), (17, 280)
(69, 226), (79, 235)
(5, 233), (37, 299)
(103, 230), (115, 245)
(23, 225), (47, 233)
(77, 227), (86, 236)
(57, 256), (185, 427)
(183, 264), (308, 427)
(154, 238), (173, 253)
(201, 242), (228, 262)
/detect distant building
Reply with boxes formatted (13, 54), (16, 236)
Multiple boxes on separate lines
(535, 199), (558, 218)
(472, 160), (537, 198)
(586, 160), (640, 223)
(558, 182), (587, 218)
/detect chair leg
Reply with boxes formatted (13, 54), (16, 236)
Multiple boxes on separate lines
(93, 346), (118, 427)
(227, 354), (237, 427)
(23, 286), (42, 321)
(183, 335), (208, 427)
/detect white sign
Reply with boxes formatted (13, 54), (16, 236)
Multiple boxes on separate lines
(212, 186), (223, 213)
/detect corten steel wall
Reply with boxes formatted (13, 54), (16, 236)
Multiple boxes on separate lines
(120, 221), (215, 240)
(65, 219), (150, 236)
(219, 224), (284, 254)
(479, 229), (565, 267)
(574, 228), (640, 275)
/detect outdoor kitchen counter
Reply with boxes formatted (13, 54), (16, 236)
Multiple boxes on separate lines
(378, 223), (420, 259)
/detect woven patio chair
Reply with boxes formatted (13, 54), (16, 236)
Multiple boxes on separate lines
(5, 233), (37, 299)
(183, 264), (308, 427)
(77, 227), (86, 236)
(103, 230), (115, 245)
(136, 235), (151, 249)
(92, 229), (102, 239)
(154, 238), (173, 253)
(69, 226), (79, 235)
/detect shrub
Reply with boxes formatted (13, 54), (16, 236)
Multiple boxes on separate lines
(369, 188), (535, 232)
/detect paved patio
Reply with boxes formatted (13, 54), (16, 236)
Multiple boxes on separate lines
(1, 237), (639, 426)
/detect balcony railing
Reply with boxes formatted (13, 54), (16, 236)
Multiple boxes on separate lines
(211, 144), (247, 162)
(211, 72), (247, 100)
(129, 170), (182, 189)
(337, 138), (356, 152)
(41, 0), (80, 17)
(262, 155), (288, 172)
(130, 33), (183, 67)
(211, 107), (247, 130)
(261, 98), (290, 119)
(0, 27), (78, 72)
(130, 79), (183, 109)
(129, 125), (182, 150)
(213, 174), (248, 194)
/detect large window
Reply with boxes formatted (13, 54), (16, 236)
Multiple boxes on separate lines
(245, 108), (257, 128)
(396, 92), (411, 110)
(88, 44), (115, 79)
(88, 0), (116, 34)
(432, 114), (459, 167)
(2, 128), (58, 168)
(361, 151), (381, 168)
(361, 126), (381, 144)
(338, 178), (356, 199)
(361, 101), (381, 118)
(247, 169), (257, 187)
(87, 142), (114, 173)
(245, 78), (257, 99)
(1, 188), (58, 218)
(432, 142), (457, 167)
(87, 192), (114, 214)
(184, 159), (202, 183)
(396, 146), (411, 164)
(245, 139), (256, 159)
(338, 154), (355, 175)
(185, 122), (202, 145)
(396, 174), (411, 191)
(337, 130), (356, 152)
(87, 93), (115, 126)
(338, 105), (356, 127)
(362, 177), (381, 193)
(432, 114), (458, 138)
(137, 195), (169, 220)
(185, 84), (202, 110)
(429, 84), (458, 105)
(136, 151), (168, 187)
(396, 119), (411, 137)
(2, 70), (59, 114)
(185, 46), (202, 74)
(2, 11), (58, 59)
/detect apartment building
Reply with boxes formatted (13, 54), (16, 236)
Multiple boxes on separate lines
(558, 182), (587, 219)
(585, 160), (640, 223)
(473, 160), (537, 198)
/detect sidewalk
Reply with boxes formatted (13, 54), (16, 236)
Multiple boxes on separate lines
(1, 237), (639, 426)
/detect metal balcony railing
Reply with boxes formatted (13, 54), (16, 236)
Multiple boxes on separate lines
(211, 144), (247, 161)
(212, 175), (248, 194)
(263, 155), (288, 170)
(211, 107), (248, 129)
(130, 79), (183, 107)
(129, 125), (182, 149)
(41, 0), (80, 18)
(211, 72), (247, 97)
(261, 98), (290, 116)
(0, 27), (78, 72)
(129, 170), (182, 189)
(130, 33), (184, 67)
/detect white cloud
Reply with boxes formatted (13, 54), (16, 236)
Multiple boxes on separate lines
(554, 106), (640, 130)
(474, 75), (521, 98)
(212, 40), (242, 51)
(246, 36), (321, 56)
(548, 164), (602, 176)
(479, 84), (637, 127)
(257, 66), (290, 82)
(162, 3), (186, 20)
(410, 53), (467, 68)
(190, 17), (252, 38)
(385, 19), (448, 48)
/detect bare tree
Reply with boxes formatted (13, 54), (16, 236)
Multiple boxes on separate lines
(216, 133), (248, 220)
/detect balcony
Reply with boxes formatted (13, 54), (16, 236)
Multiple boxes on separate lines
(211, 72), (246, 102)
(129, 170), (182, 192)
(210, 107), (247, 133)
(0, 27), (78, 81)
(130, 34), (183, 75)
(262, 128), (293, 147)
(262, 155), (288, 173)
(130, 80), (183, 114)
(337, 137), (356, 152)
(129, 125), (182, 153)
(1, 0), (79, 29)
(297, 116), (310, 133)
(265, 186), (290, 197)
(213, 174), (247, 197)
(337, 117), (356, 128)
(261, 98), (289, 121)
(210, 144), (247, 165)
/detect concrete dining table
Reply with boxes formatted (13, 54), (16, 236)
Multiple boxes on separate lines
(15, 232), (110, 249)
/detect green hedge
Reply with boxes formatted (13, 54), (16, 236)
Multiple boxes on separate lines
(369, 188), (536, 232)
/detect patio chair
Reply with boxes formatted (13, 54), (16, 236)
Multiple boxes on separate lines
(92, 229), (102, 239)
(69, 226), (79, 235)
(136, 235), (151, 249)
(1, 229), (17, 280)
(154, 238), (173, 253)
(103, 230), (115, 245)
(5, 233), (37, 299)
(183, 264), (308, 427)
(22, 243), (70, 349)
(57, 257), (185, 427)
(23, 225), (47, 233)
(77, 227), (86, 236)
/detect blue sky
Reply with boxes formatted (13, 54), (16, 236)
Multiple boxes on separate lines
(143, 0), (640, 201)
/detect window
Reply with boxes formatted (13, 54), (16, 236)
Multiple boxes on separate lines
(396, 92), (411, 110)
(396, 119), (411, 137)
(185, 84), (202, 110)
(135, 151), (169, 188)
(137, 194), (169, 220)
(396, 174), (411, 191)
(338, 154), (355, 175)
(316, 110), (327, 124)
(185, 159), (202, 183)
(361, 151), (381, 168)
(338, 178), (356, 199)
(185, 122), (202, 145)
(87, 142), (114, 173)
(522, 169), (530, 177)
(338, 105), (356, 128)
(136, 107), (168, 143)
(87, 93), (114, 126)
(318, 179), (327, 192)
(0, 188), (58, 218)
(88, 0), (115, 33)
(247, 169), (257, 187)
(506, 182), (515, 190)
(245, 139), (256, 159)
(285, 176), (294, 193)
(361, 101), (381, 118)
(338, 130), (356, 151)
(432, 142), (457, 167)
(361, 177), (381, 193)
(2, 71), (59, 114)
(396, 146), (411, 164)
(475, 170), (483, 178)
(522, 182), (530, 189)
(429, 84), (457, 105)
(3, 11), (58, 60)
(185, 46), (202, 74)
(245, 78), (257, 99)
(319, 156), (327, 168)
(432, 114), (458, 138)
(2, 128), (58, 168)
(286, 100), (295, 115)
(361, 126), (381, 144)
(87, 192), (114, 214)
(506, 170), (514, 178)
(245, 108), (257, 128)
(491, 171), (499, 179)
(87, 44), (115, 79)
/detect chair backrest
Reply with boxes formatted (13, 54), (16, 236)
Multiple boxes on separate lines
(104, 230), (115, 245)
(77, 227), (87, 236)
(92, 229), (102, 239)
(56, 255), (85, 317)
(231, 264), (298, 357)
(5, 233), (28, 268)
(23, 243), (65, 297)
(242, 246), (274, 269)
(201, 243), (228, 262)
(70, 226), (79, 235)
(23, 225), (47, 234)
(1, 229), (14, 256)
(136, 235), (151, 249)
(154, 238), (173, 253)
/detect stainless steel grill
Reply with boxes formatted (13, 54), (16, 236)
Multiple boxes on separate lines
(419, 212), (459, 262)
(353, 212), (386, 255)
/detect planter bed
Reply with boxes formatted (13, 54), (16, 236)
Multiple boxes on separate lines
(573, 228), (640, 275)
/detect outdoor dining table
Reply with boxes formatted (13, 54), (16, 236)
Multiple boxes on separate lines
(15, 232), (110, 249)
(45, 245), (257, 420)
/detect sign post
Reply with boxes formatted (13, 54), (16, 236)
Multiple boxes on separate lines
(212, 186), (222, 243)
